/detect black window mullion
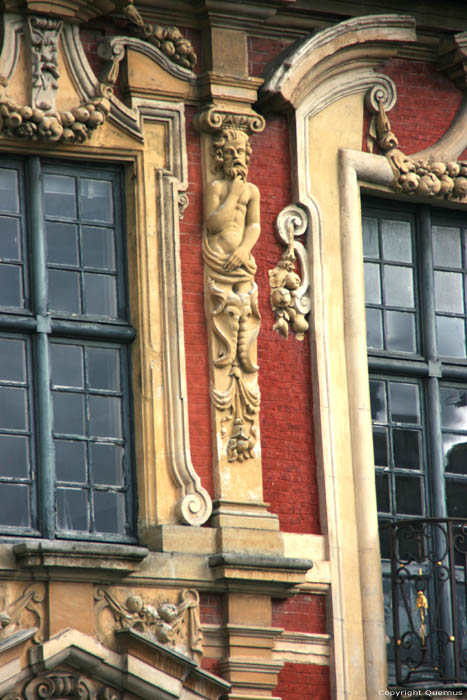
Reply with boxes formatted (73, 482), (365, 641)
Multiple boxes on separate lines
(28, 156), (55, 539)
(418, 205), (447, 520)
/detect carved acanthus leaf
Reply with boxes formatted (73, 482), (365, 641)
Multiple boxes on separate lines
(95, 588), (203, 661)
(368, 94), (467, 201)
(269, 204), (310, 340)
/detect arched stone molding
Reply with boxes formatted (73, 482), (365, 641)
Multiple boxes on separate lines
(259, 14), (418, 699)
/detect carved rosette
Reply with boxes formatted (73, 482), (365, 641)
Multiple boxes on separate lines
(269, 204), (310, 340)
(95, 588), (203, 662)
(368, 90), (467, 201)
(0, 583), (45, 644)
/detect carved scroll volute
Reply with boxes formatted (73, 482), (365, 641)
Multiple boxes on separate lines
(195, 106), (270, 518)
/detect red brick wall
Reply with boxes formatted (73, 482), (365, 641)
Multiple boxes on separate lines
(276, 663), (331, 700)
(272, 593), (327, 635)
(181, 107), (214, 497)
(199, 592), (224, 625)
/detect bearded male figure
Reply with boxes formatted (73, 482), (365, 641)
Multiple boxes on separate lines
(203, 128), (260, 292)
(203, 127), (262, 463)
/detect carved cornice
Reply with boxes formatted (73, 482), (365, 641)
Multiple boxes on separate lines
(269, 204), (310, 341)
(194, 105), (265, 135)
(95, 587), (203, 662)
(369, 94), (467, 202)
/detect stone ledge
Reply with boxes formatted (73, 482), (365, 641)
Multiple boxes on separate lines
(208, 553), (313, 596)
(13, 540), (148, 576)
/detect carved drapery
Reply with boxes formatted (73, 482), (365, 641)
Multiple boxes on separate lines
(197, 109), (265, 464)
(269, 204), (310, 340)
(95, 587), (203, 662)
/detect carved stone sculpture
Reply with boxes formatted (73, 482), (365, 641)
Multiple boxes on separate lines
(203, 127), (262, 462)
(0, 583), (44, 643)
(95, 588), (203, 661)
(269, 205), (310, 340)
(26, 16), (63, 112)
(0, 13), (196, 145)
(369, 94), (467, 201)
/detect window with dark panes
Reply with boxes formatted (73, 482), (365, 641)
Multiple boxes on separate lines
(0, 156), (135, 541)
(363, 198), (467, 685)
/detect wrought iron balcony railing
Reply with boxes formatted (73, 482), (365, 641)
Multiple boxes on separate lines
(383, 518), (467, 688)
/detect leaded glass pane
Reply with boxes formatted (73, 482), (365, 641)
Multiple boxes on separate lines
(84, 273), (117, 318)
(51, 344), (84, 388)
(94, 491), (125, 534)
(43, 174), (76, 218)
(370, 380), (387, 422)
(386, 311), (416, 353)
(0, 338), (26, 382)
(396, 475), (423, 515)
(440, 387), (467, 431)
(0, 434), (29, 478)
(373, 427), (388, 466)
(0, 217), (21, 260)
(433, 225), (462, 268)
(437, 316), (466, 358)
(434, 270), (464, 313)
(79, 179), (113, 223)
(381, 220), (412, 262)
(82, 226), (116, 270)
(87, 347), (120, 391)
(0, 264), (23, 308)
(443, 434), (467, 475)
(446, 480), (467, 518)
(49, 269), (81, 314)
(89, 395), (122, 438)
(53, 392), (85, 435)
(56, 488), (88, 531)
(389, 382), (420, 424)
(55, 439), (86, 482)
(46, 221), (79, 266)
(366, 308), (383, 349)
(362, 216), (379, 257)
(375, 472), (390, 512)
(0, 386), (27, 430)
(0, 483), (30, 526)
(364, 262), (381, 304)
(91, 443), (124, 485)
(393, 429), (421, 470)
(383, 265), (414, 308)
(0, 168), (19, 213)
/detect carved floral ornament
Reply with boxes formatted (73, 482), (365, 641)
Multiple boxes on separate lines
(368, 90), (467, 201)
(0, 7), (196, 144)
(95, 587), (203, 661)
(269, 204), (310, 341)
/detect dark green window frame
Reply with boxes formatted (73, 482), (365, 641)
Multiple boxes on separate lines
(363, 197), (467, 528)
(0, 155), (136, 542)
